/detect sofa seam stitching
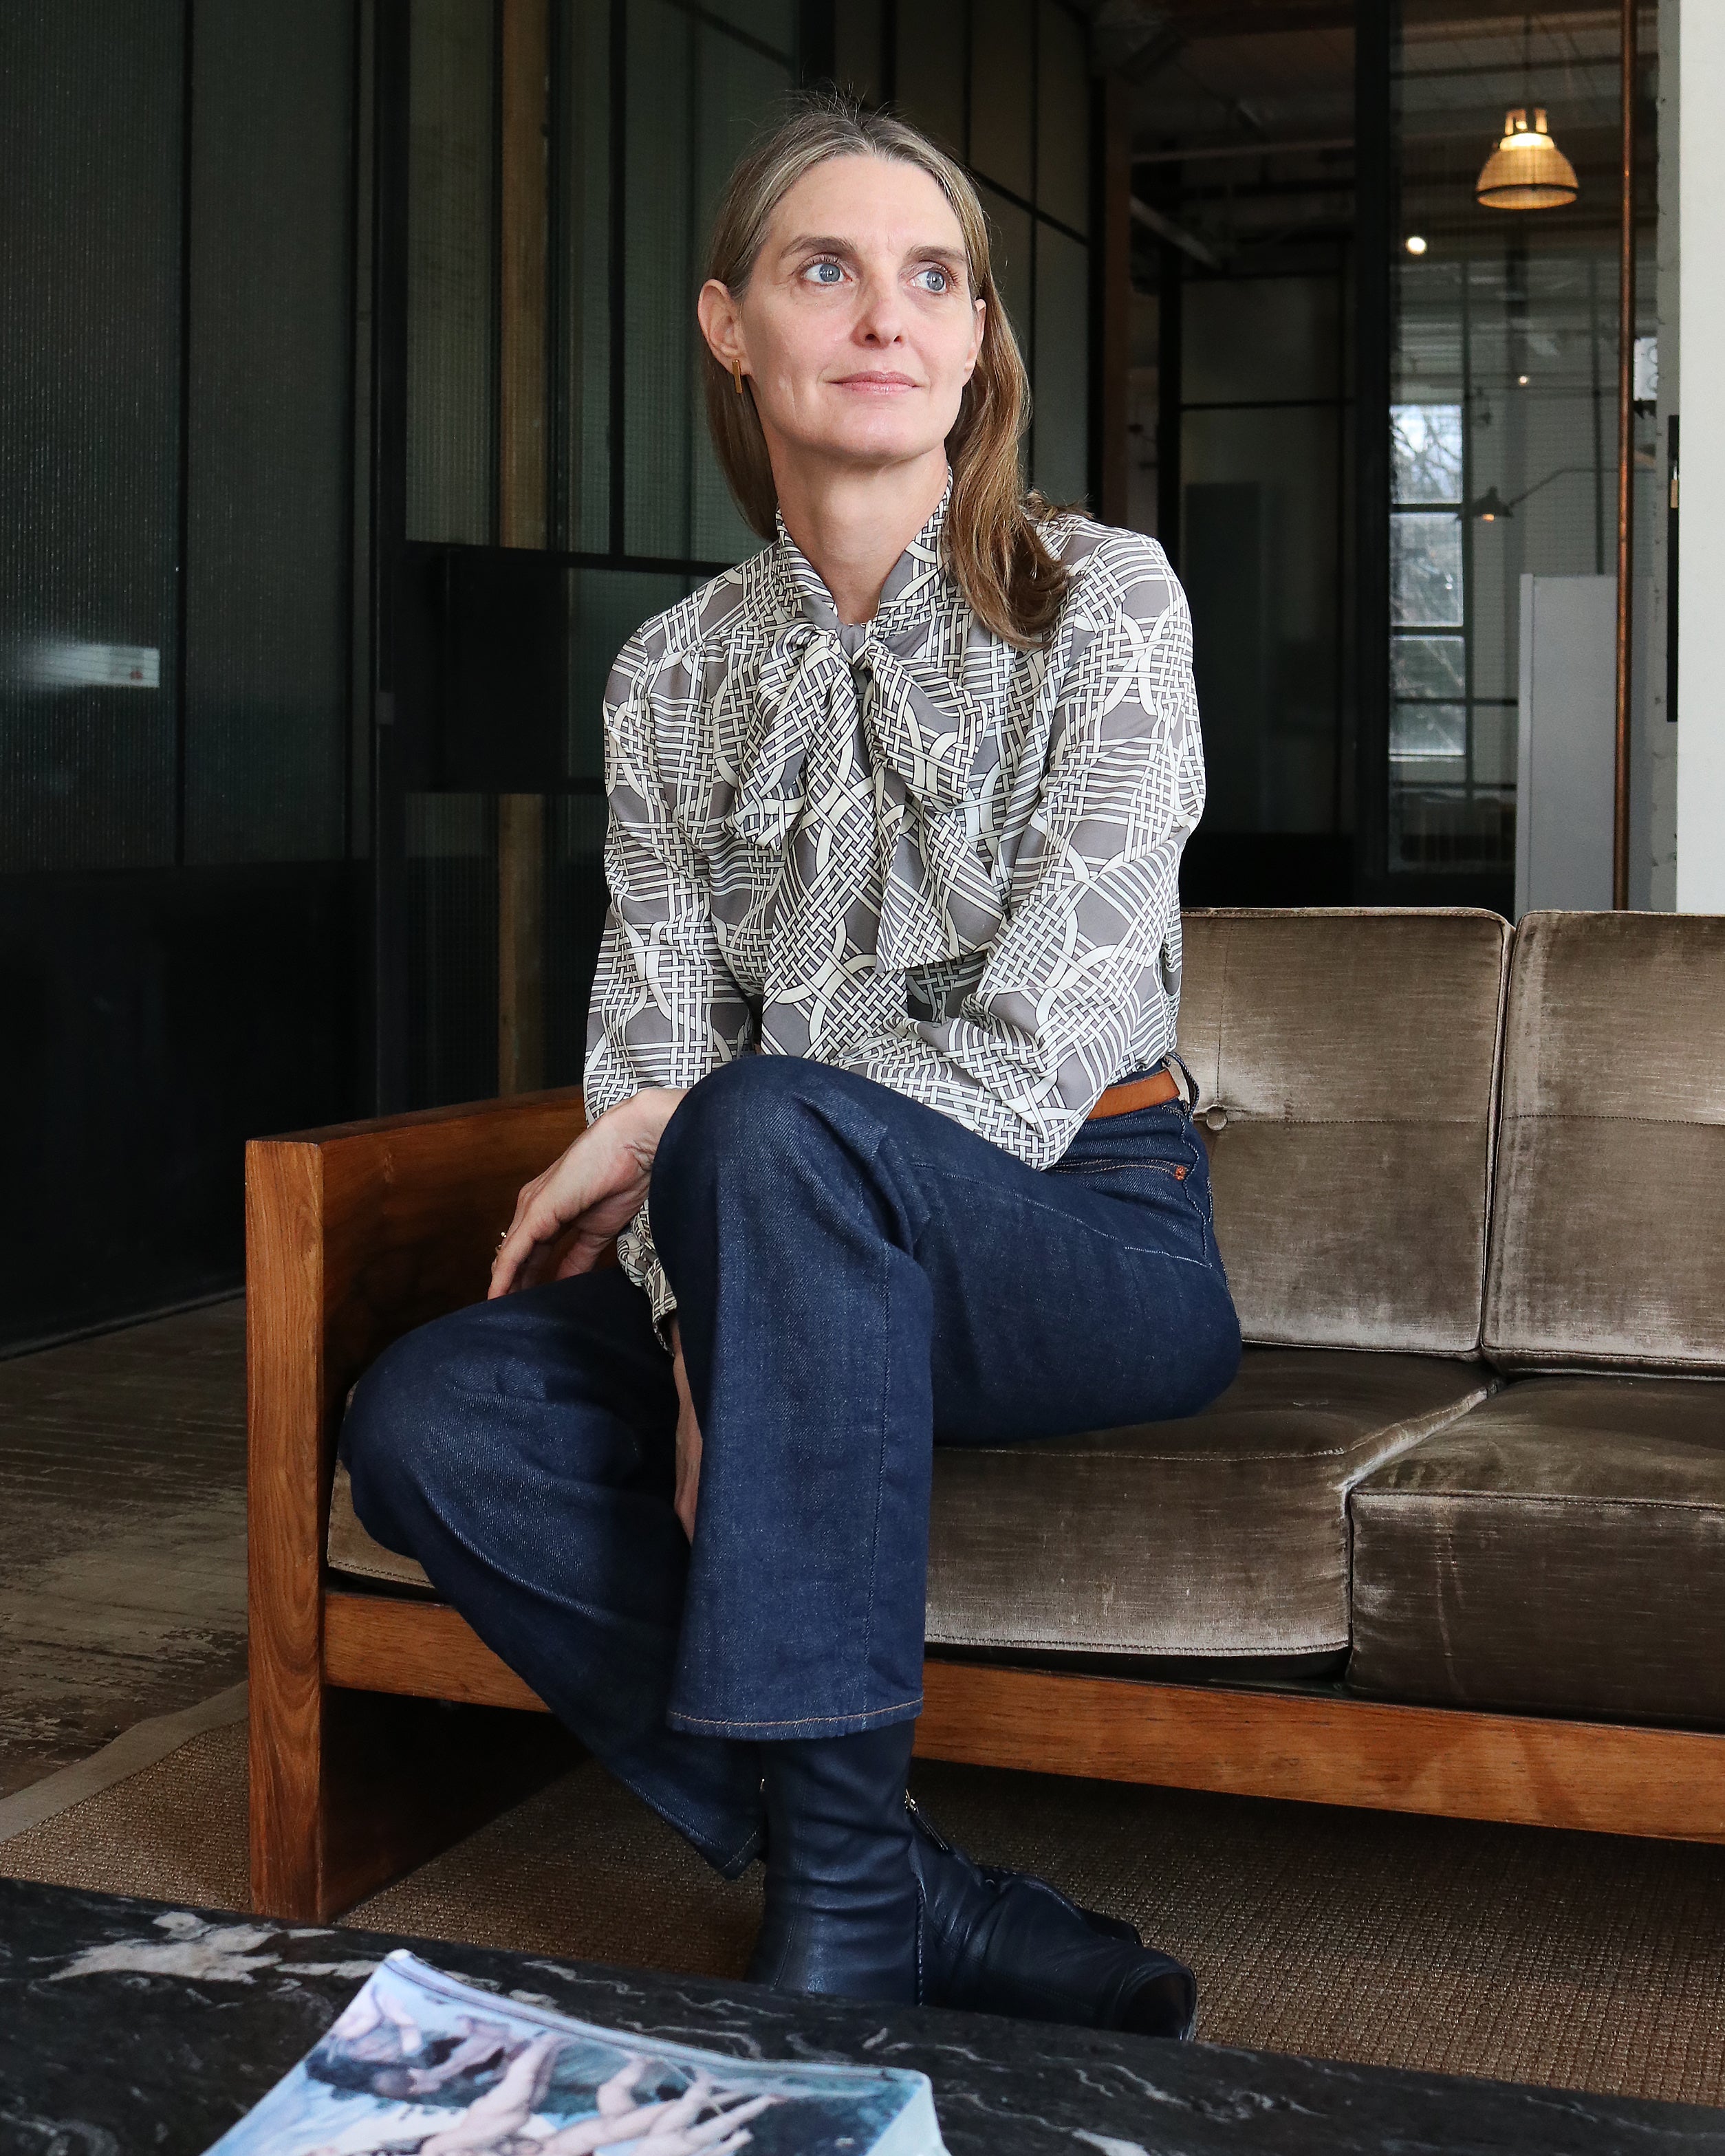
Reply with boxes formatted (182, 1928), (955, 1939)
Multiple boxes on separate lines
(926, 1633), (1352, 1654)
(1356, 1489), (1725, 1512)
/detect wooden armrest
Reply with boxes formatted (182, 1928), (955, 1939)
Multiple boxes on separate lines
(246, 1087), (589, 1919)
(248, 1085), (589, 1494)
(246, 1090), (587, 1758)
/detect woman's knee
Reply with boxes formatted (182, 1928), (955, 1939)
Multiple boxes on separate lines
(655, 1055), (851, 1190)
(341, 1307), (492, 1533)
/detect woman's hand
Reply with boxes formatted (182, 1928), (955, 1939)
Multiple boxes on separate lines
(489, 1089), (686, 1299)
(669, 1318), (703, 1540)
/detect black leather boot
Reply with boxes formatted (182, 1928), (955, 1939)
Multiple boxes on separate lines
(907, 1798), (1197, 2038)
(747, 1724), (921, 2003)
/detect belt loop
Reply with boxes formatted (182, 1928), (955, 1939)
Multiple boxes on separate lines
(1163, 1050), (1200, 1111)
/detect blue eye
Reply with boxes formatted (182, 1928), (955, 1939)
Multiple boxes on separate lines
(915, 266), (951, 294)
(803, 259), (844, 285)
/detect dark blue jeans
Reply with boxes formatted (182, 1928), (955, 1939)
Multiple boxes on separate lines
(343, 1058), (1241, 1875)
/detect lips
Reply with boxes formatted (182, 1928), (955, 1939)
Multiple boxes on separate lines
(830, 371), (920, 390)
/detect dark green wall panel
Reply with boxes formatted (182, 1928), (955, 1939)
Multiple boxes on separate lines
(184, 0), (355, 864)
(0, 4), (363, 1345)
(0, 3), (184, 873)
(0, 866), (360, 1353)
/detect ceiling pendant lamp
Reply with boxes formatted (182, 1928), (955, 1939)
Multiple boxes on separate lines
(1476, 106), (1580, 210)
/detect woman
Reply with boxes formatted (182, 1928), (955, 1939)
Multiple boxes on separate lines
(345, 96), (1240, 2036)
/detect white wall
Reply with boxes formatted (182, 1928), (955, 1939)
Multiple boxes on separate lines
(1678, 0), (1725, 906)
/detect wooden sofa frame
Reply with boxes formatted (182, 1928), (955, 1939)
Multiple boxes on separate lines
(248, 1089), (1725, 1924)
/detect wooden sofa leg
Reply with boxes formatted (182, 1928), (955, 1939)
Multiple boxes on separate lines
(251, 1677), (576, 1924)
(248, 1628), (326, 1921)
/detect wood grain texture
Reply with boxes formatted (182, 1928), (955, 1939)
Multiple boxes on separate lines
(325, 1591), (548, 1714)
(312, 1089), (587, 1423)
(318, 1589), (1725, 1849)
(917, 1661), (1725, 1845)
(248, 1092), (586, 1918)
(246, 1141), (328, 1919)
(252, 1087), (587, 1571)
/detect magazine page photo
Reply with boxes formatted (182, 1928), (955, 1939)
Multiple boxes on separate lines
(206, 1952), (946, 2156)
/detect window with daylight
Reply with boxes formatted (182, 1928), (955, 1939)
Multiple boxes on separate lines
(1390, 404), (1468, 766)
(1385, 0), (1658, 884)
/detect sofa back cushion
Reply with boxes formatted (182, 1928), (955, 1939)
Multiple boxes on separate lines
(1483, 910), (1725, 1371)
(1176, 908), (1510, 1356)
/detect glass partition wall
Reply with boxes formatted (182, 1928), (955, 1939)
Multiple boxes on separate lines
(377, 0), (1098, 1111)
(1380, 1), (1658, 898)
(388, 0), (792, 1109)
(1124, 5), (1358, 904)
(1121, 0), (1654, 908)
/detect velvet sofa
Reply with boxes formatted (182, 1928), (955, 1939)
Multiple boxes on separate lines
(248, 906), (1725, 1922)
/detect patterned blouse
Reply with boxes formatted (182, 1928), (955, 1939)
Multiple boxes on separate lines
(583, 485), (1206, 1328)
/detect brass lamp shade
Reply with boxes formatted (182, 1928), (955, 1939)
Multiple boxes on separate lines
(1476, 107), (1579, 210)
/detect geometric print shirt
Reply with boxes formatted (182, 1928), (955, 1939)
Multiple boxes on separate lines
(583, 482), (1206, 1329)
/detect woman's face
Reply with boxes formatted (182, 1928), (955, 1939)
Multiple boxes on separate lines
(701, 153), (986, 476)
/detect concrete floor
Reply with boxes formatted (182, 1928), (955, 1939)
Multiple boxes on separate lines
(0, 1302), (248, 1798)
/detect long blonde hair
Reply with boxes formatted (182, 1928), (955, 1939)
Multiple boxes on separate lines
(702, 94), (1072, 649)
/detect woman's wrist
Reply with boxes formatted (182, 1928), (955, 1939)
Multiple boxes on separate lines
(594, 1086), (688, 1172)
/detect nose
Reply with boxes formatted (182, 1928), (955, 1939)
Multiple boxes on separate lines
(852, 267), (904, 347)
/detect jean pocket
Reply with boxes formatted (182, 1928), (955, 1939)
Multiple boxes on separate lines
(1051, 1153), (1193, 1183)
(1049, 1139), (1211, 1262)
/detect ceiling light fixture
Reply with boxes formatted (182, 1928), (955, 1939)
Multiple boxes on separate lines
(1477, 107), (1579, 209)
(1405, 234), (1428, 255)
(1476, 16), (1578, 211)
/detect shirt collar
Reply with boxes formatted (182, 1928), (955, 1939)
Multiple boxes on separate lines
(769, 475), (953, 645)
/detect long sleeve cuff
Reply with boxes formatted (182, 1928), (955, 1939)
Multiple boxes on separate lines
(618, 1203), (678, 1346)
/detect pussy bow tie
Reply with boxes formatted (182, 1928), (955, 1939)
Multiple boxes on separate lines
(723, 616), (1005, 973)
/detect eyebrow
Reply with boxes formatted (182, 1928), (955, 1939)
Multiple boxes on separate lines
(778, 232), (968, 274)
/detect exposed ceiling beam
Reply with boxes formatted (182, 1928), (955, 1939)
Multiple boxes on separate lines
(1133, 135), (1354, 165)
(1146, 1), (1354, 34)
(1129, 195), (1222, 268)
(1090, 1), (1185, 81)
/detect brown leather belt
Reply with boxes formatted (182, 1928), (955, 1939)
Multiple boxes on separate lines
(1087, 1067), (1182, 1120)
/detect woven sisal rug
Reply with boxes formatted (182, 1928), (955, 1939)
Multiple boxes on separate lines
(2, 1715), (1722, 2109)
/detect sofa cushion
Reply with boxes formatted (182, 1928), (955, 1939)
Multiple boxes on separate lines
(1176, 908), (1510, 1357)
(327, 1461), (435, 1593)
(925, 1349), (1493, 1660)
(1484, 910), (1725, 1373)
(330, 1355), (1494, 1660)
(1348, 1375), (1725, 1723)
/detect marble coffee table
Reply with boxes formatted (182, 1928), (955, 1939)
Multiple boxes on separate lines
(1, 1878), (1719, 2155)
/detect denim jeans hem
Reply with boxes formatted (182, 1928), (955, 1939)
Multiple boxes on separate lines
(706, 1822), (765, 1880)
(606, 1764), (764, 1877)
(666, 1696), (924, 1741)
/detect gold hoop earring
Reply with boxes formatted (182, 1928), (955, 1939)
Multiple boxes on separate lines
(732, 356), (744, 396)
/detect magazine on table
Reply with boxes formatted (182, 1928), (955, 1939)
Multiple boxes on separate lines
(205, 1948), (947, 2156)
